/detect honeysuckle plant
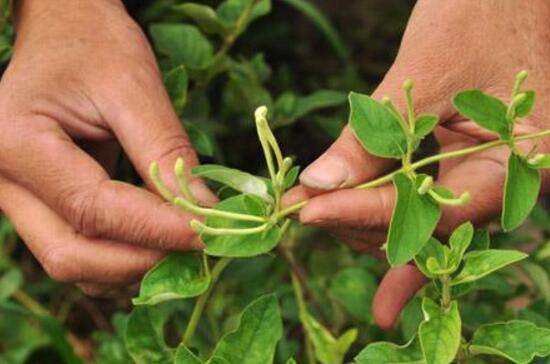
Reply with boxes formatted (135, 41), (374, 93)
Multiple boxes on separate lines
(3, 0), (550, 362)
(121, 70), (550, 364)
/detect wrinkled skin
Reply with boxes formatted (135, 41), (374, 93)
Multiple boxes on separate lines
(0, 0), (216, 296)
(285, 0), (550, 329)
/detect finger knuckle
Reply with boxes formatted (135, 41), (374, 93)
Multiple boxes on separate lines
(41, 247), (78, 283)
(77, 284), (109, 297)
(153, 134), (197, 167)
(58, 183), (101, 237)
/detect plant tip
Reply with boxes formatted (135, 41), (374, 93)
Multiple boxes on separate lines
(255, 105), (268, 120)
(417, 176), (434, 195)
(459, 192), (471, 204)
(513, 93), (527, 105)
(149, 161), (160, 175)
(517, 70), (528, 83)
(190, 220), (204, 234)
(528, 153), (545, 165)
(403, 79), (413, 92)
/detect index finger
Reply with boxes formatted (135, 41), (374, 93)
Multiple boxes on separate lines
(0, 115), (202, 251)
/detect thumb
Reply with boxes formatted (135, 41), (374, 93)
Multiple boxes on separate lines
(372, 265), (426, 330)
(299, 127), (394, 191)
(300, 62), (458, 192)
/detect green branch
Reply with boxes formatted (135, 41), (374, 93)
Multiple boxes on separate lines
(182, 257), (232, 345)
(277, 128), (550, 219)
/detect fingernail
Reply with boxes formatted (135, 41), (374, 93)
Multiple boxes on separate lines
(300, 154), (348, 190)
(189, 181), (219, 207)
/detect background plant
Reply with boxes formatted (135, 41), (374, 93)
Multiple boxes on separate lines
(3, 1), (550, 364)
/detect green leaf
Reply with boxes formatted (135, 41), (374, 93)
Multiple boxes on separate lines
(354, 336), (424, 364)
(222, 56), (273, 115)
(286, 359), (297, 364)
(447, 222), (474, 270)
(173, 3), (225, 35)
(185, 122), (215, 157)
(203, 195), (281, 257)
(124, 307), (173, 364)
(453, 90), (510, 139)
(284, 166), (300, 189)
(280, 0), (348, 61)
(93, 314), (132, 364)
(419, 298), (461, 364)
(349, 92), (407, 159)
(133, 253), (210, 305)
(0, 268), (22, 301)
(387, 174), (441, 266)
(302, 310), (357, 364)
(274, 90), (347, 127)
(515, 90), (536, 118)
(150, 24), (213, 70)
(400, 297), (423, 342)
(470, 320), (550, 364)
(414, 114), (438, 139)
(329, 268), (376, 322)
(192, 164), (271, 202)
(217, 0), (271, 29)
(211, 294), (283, 364)
(207, 358), (230, 364)
(414, 238), (446, 279)
(527, 153), (550, 169)
(502, 153), (541, 231)
(469, 229), (490, 251)
(0, 301), (83, 364)
(164, 65), (188, 116)
(451, 249), (527, 286)
(174, 345), (203, 364)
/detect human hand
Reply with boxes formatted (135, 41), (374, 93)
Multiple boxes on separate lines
(0, 0), (216, 295)
(284, 0), (550, 329)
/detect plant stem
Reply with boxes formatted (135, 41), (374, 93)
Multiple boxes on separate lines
(291, 272), (317, 364)
(174, 197), (266, 223)
(182, 258), (232, 345)
(279, 245), (329, 325)
(440, 275), (451, 309)
(13, 289), (50, 316)
(276, 128), (550, 219)
(275, 201), (307, 220)
(191, 220), (270, 236)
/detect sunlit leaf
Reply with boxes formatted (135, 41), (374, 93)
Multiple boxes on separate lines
(150, 24), (213, 70)
(301, 310), (357, 364)
(515, 90), (536, 118)
(453, 90), (510, 139)
(502, 153), (541, 231)
(349, 92), (407, 159)
(387, 174), (441, 266)
(419, 298), (461, 364)
(355, 336), (424, 364)
(447, 222), (474, 271)
(210, 294), (283, 364)
(133, 253), (210, 305)
(470, 320), (550, 364)
(414, 113), (438, 139)
(192, 164), (271, 202)
(451, 249), (527, 286)
(203, 195), (281, 257)
(125, 307), (173, 364)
